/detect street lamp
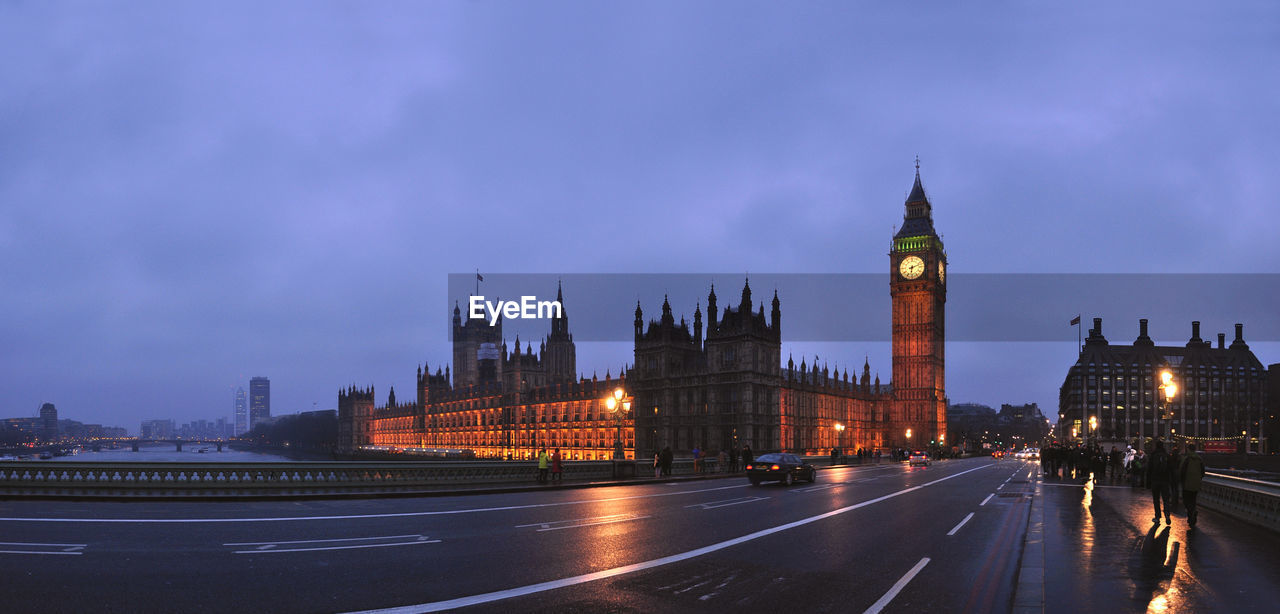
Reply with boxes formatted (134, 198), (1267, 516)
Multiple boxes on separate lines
(1158, 369), (1177, 444)
(1088, 415), (1097, 446)
(604, 388), (631, 460)
(834, 423), (845, 464)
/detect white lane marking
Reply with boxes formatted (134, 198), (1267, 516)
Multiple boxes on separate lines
(0, 483), (751, 524)
(0, 541), (87, 556)
(980, 494), (994, 506)
(225, 534), (425, 546)
(0, 541), (87, 547)
(685, 496), (768, 510)
(946, 512), (975, 536)
(793, 483), (839, 493)
(232, 540), (440, 554)
(515, 513), (648, 532)
(863, 557), (930, 614)
(226, 534), (441, 554)
(0, 549), (84, 555)
(997, 483), (1005, 490)
(342, 464), (991, 614)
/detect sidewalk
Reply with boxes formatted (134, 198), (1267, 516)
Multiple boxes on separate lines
(1022, 470), (1280, 613)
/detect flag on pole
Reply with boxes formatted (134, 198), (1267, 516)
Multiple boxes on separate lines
(1069, 315), (1081, 326)
(477, 273), (484, 282)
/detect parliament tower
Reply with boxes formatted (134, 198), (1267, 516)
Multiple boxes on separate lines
(890, 162), (947, 447)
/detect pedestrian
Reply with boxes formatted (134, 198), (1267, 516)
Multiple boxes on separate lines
(692, 445), (702, 474)
(1179, 442), (1206, 528)
(660, 446), (673, 477)
(653, 450), (661, 478)
(742, 444), (753, 469)
(1144, 440), (1176, 524)
(1167, 444), (1182, 509)
(729, 445), (739, 473)
(537, 448), (550, 484)
(831, 446), (839, 466)
(551, 448), (563, 483)
(718, 448), (728, 473)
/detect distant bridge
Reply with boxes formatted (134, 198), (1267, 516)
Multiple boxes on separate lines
(91, 438), (232, 453)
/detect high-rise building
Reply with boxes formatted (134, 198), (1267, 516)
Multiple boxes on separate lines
(234, 387), (247, 436)
(39, 402), (58, 442)
(249, 377), (270, 431)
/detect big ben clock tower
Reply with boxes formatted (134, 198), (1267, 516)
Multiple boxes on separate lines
(890, 160), (947, 449)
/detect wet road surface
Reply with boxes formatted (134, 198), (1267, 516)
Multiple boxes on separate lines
(1040, 470), (1280, 613)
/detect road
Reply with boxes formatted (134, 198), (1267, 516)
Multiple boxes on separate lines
(1, 457), (1031, 613)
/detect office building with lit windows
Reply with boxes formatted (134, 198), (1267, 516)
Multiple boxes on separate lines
(1059, 318), (1269, 453)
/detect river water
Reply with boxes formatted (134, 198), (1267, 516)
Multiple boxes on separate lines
(46, 444), (300, 463)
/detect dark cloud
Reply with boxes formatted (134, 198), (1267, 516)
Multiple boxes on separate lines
(1, 2), (1276, 430)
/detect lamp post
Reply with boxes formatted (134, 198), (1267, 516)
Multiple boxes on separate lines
(1088, 415), (1097, 448)
(1158, 369), (1177, 445)
(605, 388), (631, 460)
(834, 423), (845, 464)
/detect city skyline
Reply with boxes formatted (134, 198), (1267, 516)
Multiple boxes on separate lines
(3, 2), (1278, 430)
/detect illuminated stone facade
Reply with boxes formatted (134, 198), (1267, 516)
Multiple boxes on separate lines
(339, 168), (948, 458)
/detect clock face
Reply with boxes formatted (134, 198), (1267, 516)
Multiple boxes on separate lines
(938, 261), (946, 283)
(899, 255), (925, 280)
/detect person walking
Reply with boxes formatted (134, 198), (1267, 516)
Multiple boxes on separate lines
(718, 448), (728, 473)
(660, 446), (673, 477)
(551, 448), (563, 484)
(742, 444), (753, 469)
(1167, 443), (1182, 509)
(1145, 440), (1176, 524)
(1179, 442), (1206, 528)
(537, 448), (550, 484)
(728, 445), (739, 473)
(653, 450), (661, 478)
(692, 445), (702, 474)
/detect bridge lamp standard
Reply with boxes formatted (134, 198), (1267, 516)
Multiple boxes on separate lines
(605, 388), (631, 460)
(1158, 369), (1177, 444)
(1088, 415), (1097, 447)
(834, 423), (845, 464)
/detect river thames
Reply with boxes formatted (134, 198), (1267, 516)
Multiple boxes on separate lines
(47, 444), (299, 463)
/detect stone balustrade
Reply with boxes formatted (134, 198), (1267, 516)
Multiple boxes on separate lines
(1199, 472), (1280, 533)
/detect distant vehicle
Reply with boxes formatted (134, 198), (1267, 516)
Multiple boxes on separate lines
(992, 450), (1005, 459)
(746, 453), (816, 486)
(908, 450), (931, 466)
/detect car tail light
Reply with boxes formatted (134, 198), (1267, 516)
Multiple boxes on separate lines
(771, 464), (781, 471)
(745, 464), (753, 470)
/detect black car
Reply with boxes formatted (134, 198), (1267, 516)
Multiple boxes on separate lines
(746, 453), (816, 486)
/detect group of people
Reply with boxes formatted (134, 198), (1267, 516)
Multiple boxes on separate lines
(1040, 440), (1207, 527)
(829, 447), (883, 464)
(535, 448), (563, 484)
(655, 444), (754, 477)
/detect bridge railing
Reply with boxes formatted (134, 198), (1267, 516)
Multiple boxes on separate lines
(0, 458), (729, 498)
(1200, 472), (1280, 533)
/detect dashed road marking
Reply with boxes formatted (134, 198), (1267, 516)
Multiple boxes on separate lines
(685, 496), (768, 510)
(225, 534), (440, 554)
(0, 541), (87, 556)
(863, 557), (930, 614)
(947, 512), (975, 536)
(515, 513), (649, 532)
(981, 493), (994, 506)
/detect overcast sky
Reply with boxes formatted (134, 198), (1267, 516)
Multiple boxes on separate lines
(3, 1), (1277, 433)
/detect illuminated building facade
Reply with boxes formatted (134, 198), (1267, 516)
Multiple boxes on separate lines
(1059, 318), (1269, 453)
(339, 168), (948, 458)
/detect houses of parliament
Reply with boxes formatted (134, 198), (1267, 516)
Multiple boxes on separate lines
(338, 167), (948, 460)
